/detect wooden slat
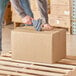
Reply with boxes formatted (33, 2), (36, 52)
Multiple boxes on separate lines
(0, 70), (34, 76)
(66, 56), (76, 60)
(0, 57), (66, 76)
(0, 65), (66, 76)
(52, 64), (76, 69)
(0, 54), (76, 76)
(58, 58), (76, 66)
(0, 60), (71, 74)
(0, 60), (68, 75)
(0, 58), (72, 74)
(0, 56), (74, 70)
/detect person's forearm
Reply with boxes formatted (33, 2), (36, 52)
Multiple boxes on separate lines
(37, 0), (48, 24)
(10, 0), (26, 18)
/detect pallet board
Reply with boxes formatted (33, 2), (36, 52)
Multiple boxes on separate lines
(0, 52), (76, 76)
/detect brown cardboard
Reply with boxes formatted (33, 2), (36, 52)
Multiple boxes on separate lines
(51, 5), (70, 16)
(49, 15), (71, 28)
(11, 26), (66, 64)
(49, 0), (71, 33)
(51, 0), (70, 5)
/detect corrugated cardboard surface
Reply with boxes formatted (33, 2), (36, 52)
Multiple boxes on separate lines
(49, 15), (71, 28)
(51, 5), (70, 16)
(50, 0), (71, 30)
(11, 26), (66, 64)
(51, 0), (70, 5)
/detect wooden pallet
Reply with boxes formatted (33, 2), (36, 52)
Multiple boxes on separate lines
(0, 52), (76, 76)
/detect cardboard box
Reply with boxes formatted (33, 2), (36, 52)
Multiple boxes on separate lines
(51, 5), (70, 16)
(49, 2), (71, 32)
(51, 0), (70, 5)
(49, 15), (71, 28)
(11, 26), (66, 64)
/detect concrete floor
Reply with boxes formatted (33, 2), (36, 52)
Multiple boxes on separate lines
(2, 24), (76, 56)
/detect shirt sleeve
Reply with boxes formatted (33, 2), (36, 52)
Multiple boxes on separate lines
(10, 0), (26, 18)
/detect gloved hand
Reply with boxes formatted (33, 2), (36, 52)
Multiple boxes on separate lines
(42, 24), (54, 31)
(22, 16), (53, 31)
(22, 15), (33, 25)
